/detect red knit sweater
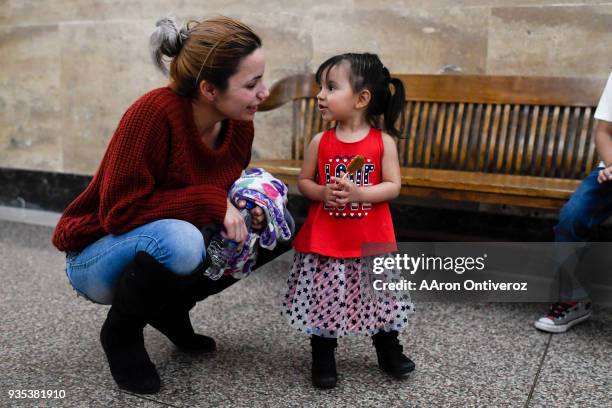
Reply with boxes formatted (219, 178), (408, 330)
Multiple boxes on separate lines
(52, 87), (253, 252)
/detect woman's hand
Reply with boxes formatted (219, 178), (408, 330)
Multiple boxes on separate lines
(331, 174), (361, 205)
(223, 199), (248, 246)
(237, 200), (266, 232)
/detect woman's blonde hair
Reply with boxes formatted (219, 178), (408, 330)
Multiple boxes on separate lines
(150, 15), (262, 97)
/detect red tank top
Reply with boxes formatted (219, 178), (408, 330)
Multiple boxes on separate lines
(293, 127), (397, 258)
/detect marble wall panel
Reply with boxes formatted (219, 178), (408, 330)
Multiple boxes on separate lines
(4, 0), (309, 26)
(2, 1), (611, 172)
(0, 24), (62, 171)
(253, 105), (294, 160)
(308, 7), (489, 75)
(7, 1), (607, 26)
(488, 5), (612, 77)
(239, 13), (314, 160)
(4, 0), (184, 25)
(0, 0), (10, 26)
(59, 20), (166, 174)
(355, 0), (612, 9)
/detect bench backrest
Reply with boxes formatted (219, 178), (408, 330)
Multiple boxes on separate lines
(260, 73), (607, 180)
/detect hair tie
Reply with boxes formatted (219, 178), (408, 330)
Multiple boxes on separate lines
(179, 26), (190, 45)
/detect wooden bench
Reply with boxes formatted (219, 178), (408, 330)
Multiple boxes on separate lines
(251, 73), (607, 210)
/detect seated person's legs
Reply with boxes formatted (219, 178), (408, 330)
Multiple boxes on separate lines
(554, 169), (612, 242)
(535, 169), (612, 333)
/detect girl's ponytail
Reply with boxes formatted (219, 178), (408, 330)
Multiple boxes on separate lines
(384, 76), (406, 138)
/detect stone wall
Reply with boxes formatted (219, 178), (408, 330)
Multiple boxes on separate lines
(1, 0), (611, 174)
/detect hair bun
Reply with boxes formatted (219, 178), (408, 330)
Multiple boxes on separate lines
(150, 15), (186, 75)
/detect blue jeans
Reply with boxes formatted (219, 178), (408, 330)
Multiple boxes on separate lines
(555, 168), (612, 242)
(553, 168), (612, 299)
(65, 219), (206, 305)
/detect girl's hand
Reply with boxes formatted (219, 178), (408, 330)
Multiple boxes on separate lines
(321, 183), (341, 207)
(331, 174), (361, 205)
(237, 199), (266, 231)
(223, 199), (248, 247)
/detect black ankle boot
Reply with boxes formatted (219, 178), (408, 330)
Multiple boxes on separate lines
(372, 330), (415, 378)
(147, 265), (239, 353)
(311, 335), (338, 389)
(148, 299), (216, 353)
(100, 261), (161, 394)
(101, 252), (196, 394)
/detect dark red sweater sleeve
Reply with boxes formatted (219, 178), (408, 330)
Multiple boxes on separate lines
(98, 100), (227, 235)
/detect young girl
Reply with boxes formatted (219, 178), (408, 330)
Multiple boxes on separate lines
(283, 53), (415, 389)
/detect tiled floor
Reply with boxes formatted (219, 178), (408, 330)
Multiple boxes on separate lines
(0, 218), (610, 407)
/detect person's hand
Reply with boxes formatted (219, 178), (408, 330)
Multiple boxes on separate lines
(237, 199), (265, 232)
(597, 165), (612, 183)
(321, 182), (341, 207)
(222, 199), (247, 248)
(331, 173), (361, 205)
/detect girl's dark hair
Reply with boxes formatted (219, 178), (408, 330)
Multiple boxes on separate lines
(315, 53), (406, 137)
(150, 15), (262, 98)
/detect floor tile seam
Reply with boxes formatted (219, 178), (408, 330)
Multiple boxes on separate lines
(412, 347), (545, 374)
(397, 359), (500, 400)
(119, 389), (191, 408)
(19, 362), (189, 408)
(524, 333), (553, 408)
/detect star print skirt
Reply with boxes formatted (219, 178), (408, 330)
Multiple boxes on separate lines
(283, 251), (414, 338)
